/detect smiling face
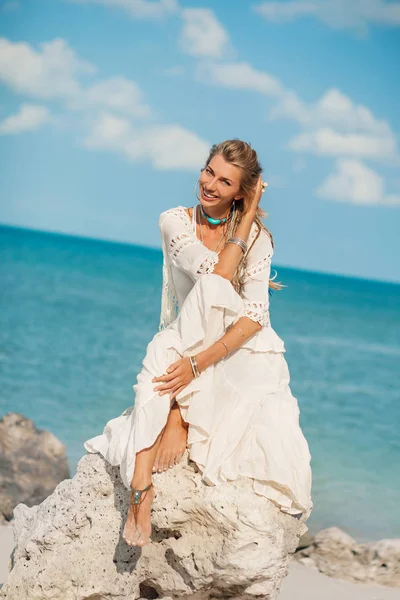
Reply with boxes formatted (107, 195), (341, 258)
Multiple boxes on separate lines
(199, 154), (243, 213)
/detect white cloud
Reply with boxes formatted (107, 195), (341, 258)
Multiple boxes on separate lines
(67, 0), (178, 19)
(270, 88), (391, 135)
(69, 76), (152, 118)
(196, 61), (282, 96)
(0, 103), (50, 134)
(84, 112), (209, 170)
(0, 38), (151, 120)
(316, 158), (400, 206)
(253, 1), (400, 34)
(288, 127), (397, 160)
(180, 8), (230, 58)
(0, 37), (95, 100)
(270, 88), (399, 163)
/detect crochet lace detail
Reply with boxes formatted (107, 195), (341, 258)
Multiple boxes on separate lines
(243, 301), (270, 327)
(170, 232), (192, 259)
(244, 254), (272, 281)
(158, 207), (218, 331)
(169, 231), (218, 275)
(196, 253), (219, 275)
(159, 257), (179, 331)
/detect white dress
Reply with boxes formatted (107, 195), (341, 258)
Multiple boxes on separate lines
(84, 205), (313, 518)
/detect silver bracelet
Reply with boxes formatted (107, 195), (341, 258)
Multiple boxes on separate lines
(227, 236), (248, 254)
(189, 355), (200, 378)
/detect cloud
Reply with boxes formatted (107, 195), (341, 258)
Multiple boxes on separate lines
(253, 0), (400, 34)
(316, 158), (400, 206)
(288, 128), (398, 160)
(196, 61), (282, 96)
(180, 8), (230, 58)
(0, 37), (95, 100)
(69, 76), (152, 118)
(270, 88), (398, 163)
(0, 103), (50, 134)
(270, 88), (391, 135)
(66, 0), (178, 19)
(84, 112), (210, 170)
(0, 36), (208, 171)
(0, 38), (151, 119)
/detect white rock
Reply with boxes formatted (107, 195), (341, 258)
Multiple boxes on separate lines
(1, 451), (309, 599)
(293, 526), (400, 587)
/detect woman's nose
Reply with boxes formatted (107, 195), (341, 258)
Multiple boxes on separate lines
(207, 177), (218, 191)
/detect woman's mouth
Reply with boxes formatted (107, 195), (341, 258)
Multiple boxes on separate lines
(202, 186), (219, 200)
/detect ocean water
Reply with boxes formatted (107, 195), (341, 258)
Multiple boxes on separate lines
(1, 224), (399, 543)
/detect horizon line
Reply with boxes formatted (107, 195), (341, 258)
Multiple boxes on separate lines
(1, 221), (399, 287)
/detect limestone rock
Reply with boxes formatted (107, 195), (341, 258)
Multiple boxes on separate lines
(0, 413), (70, 523)
(293, 526), (400, 587)
(1, 451), (309, 599)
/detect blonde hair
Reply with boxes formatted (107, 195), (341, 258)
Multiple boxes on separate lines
(203, 139), (285, 295)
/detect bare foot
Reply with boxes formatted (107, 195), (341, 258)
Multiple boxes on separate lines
(122, 483), (155, 547)
(153, 403), (188, 473)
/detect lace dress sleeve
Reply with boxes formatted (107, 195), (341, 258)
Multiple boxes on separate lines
(159, 207), (219, 282)
(241, 228), (273, 327)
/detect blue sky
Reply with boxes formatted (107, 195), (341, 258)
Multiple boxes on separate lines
(1, 0), (399, 282)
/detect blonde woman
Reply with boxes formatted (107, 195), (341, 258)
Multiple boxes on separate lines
(84, 140), (313, 547)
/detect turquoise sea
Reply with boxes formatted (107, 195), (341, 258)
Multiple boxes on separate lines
(1, 224), (399, 543)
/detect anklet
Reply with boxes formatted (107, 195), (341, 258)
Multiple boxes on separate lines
(130, 482), (153, 523)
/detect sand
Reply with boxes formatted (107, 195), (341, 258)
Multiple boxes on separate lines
(1, 523), (398, 598)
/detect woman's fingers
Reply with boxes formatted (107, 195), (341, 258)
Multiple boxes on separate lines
(152, 370), (176, 383)
(154, 376), (181, 393)
(170, 385), (186, 400)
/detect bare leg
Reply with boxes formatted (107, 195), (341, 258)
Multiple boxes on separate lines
(122, 427), (165, 547)
(153, 401), (188, 473)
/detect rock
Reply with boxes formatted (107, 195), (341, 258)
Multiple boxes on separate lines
(1, 451), (309, 600)
(293, 526), (400, 587)
(295, 531), (314, 551)
(0, 413), (70, 524)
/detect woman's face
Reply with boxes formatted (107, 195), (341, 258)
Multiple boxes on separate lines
(199, 154), (243, 212)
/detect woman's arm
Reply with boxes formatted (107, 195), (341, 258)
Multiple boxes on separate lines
(153, 227), (274, 400)
(159, 176), (264, 284)
(197, 224), (274, 371)
(196, 315), (261, 371)
(210, 175), (264, 281)
(211, 210), (257, 281)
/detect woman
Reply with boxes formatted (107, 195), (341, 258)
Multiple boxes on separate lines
(84, 140), (313, 548)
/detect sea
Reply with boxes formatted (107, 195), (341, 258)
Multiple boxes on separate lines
(1, 223), (399, 543)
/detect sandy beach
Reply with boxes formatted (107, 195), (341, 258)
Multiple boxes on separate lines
(0, 522), (398, 599)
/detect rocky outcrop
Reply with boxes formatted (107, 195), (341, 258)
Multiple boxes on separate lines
(0, 413), (70, 524)
(293, 526), (400, 587)
(1, 451), (309, 600)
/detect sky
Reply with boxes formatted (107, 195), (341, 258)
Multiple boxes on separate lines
(0, 0), (399, 283)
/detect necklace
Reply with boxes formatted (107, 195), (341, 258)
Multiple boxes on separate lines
(197, 204), (230, 253)
(200, 202), (235, 224)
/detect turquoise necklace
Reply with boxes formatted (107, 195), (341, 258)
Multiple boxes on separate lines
(200, 201), (235, 224)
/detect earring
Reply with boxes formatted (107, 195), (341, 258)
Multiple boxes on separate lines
(194, 179), (201, 203)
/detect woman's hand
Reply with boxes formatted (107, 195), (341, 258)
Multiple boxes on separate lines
(245, 174), (264, 215)
(152, 357), (194, 401)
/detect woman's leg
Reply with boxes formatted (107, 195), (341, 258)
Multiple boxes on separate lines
(122, 427), (165, 547)
(153, 400), (189, 473)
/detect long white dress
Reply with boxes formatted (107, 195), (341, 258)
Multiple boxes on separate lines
(84, 205), (313, 519)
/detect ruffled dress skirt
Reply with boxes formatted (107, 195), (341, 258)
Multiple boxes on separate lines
(84, 274), (313, 518)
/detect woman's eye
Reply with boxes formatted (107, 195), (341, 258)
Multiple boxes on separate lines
(206, 168), (212, 174)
